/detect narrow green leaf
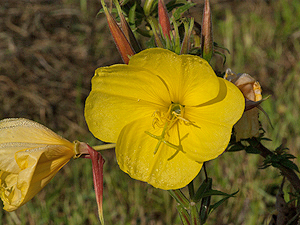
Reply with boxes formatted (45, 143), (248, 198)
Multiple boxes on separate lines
(173, 3), (196, 21)
(202, 189), (239, 198)
(193, 178), (212, 203)
(227, 143), (245, 152)
(213, 50), (227, 65)
(208, 195), (234, 214)
(280, 159), (299, 172)
(199, 178), (212, 224)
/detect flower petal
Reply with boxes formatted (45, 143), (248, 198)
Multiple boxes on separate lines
(116, 117), (203, 190)
(1, 145), (74, 211)
(0, 118), (73, 147)
(128, 48), (220, 106)
(0, 118), (73, 173)
(180, 78), (244, 162)
(85, 64), (171, 142)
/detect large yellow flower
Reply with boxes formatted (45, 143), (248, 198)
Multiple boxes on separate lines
(85, 48), (244, 190)
(0, 118), (75, 211)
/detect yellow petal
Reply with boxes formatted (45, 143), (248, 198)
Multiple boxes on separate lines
(128, 48), (220, 105)
(116, 118), (203, 190)
(0, 118), (75, 211)
(0, 118), (73, 147)
(181, 78), (244, 162)
(85, 64), (171, 142)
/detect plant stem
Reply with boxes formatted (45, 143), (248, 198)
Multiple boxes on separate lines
(190, 201), (200, 225)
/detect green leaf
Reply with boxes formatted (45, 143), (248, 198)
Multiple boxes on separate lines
(213, 42), (230, 54)
(208, 193), (236, 214)
(128, 2), (137, 26)
(260, 137), (272, 142)
(166, 0), (188, 11)
(193, 178), (212, 203)
(199, 181), (212, 224)
(227, 143), (244, 152)
(201, 189), (239, 198)
(280, 159), (299, 172)
(213, 50), (227, 66)
(173, 3), (196, 21)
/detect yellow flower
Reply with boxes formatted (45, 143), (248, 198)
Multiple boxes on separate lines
(0, 118), (75, 211)
(85, 48), (244, 190)
(224, 69), (262, 141)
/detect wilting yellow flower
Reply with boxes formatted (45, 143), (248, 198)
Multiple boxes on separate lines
(0, 118), (75, 211)
(224, 69), (262, 141)
(85, 48), (244, 190)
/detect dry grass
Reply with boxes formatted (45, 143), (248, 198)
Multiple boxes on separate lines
(0, 0), (120, 141)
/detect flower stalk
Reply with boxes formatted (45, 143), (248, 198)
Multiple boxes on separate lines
(190, 202), (200, 225)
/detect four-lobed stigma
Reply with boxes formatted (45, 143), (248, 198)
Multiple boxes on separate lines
(145, 102), (198, 160)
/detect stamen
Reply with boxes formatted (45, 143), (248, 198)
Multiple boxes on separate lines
(146, 103), (200, 158)
(145, 120), (170, 154)
(167, 123), (187, 160)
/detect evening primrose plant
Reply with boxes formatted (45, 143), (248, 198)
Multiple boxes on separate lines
(1, 0), (300, 224)
(90, 0), (300, 224)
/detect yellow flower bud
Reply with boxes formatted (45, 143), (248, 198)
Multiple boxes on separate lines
(0, 118), (75, 211)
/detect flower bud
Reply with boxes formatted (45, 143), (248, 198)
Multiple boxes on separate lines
(201, 0), (213, 62)
(224, 69), (262, 141)
(101, 0), (135, 64)
(158, 0), (172, 40)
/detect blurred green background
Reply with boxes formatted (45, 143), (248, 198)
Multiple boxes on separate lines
(0, 0), (299, 224)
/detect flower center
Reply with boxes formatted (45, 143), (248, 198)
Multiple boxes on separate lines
(170, 103), (183, 116)
(145, 103), (200, 160)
